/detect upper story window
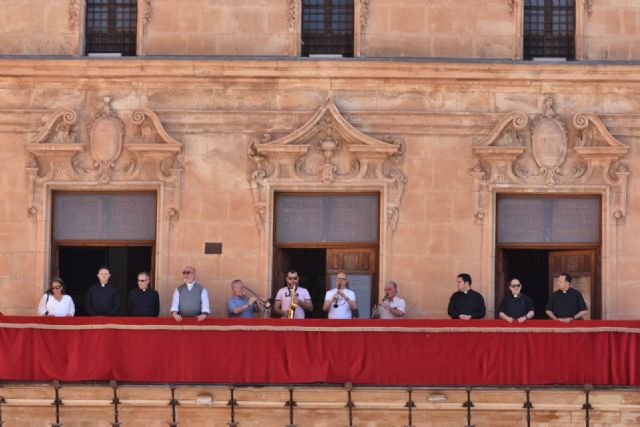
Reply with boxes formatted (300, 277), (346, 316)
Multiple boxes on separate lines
(302, 0), (354, 57)
(86, 0), (137, 56)
(524, 0), (575, 60)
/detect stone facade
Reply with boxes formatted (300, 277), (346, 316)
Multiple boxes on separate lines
(1, 1), (640, 319)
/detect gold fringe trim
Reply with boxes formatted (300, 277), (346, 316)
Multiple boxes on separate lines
(1, 322), (639, 334)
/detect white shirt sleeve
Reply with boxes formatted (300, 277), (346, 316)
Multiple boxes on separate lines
(393, 297), (406, 315)
(37, 294), (48, 316)
(324, 289), (335, 301)
(170, 288), (180, 313)
(200, 287), (211, 314)
(67, 295), (76, 316)
(347, 289), (356, 301)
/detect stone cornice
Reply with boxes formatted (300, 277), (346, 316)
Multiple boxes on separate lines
(1, 58), (640, 83)
(4, 110), (640, 138)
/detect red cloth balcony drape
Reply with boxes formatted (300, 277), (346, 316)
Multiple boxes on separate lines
(1, 317), (639, 386)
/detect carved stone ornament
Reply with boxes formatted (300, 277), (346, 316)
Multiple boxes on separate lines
(471, 96), (629, 223)
(25, 96), (183, 220)
(507, 0), (521, 14)
(288, 0), (296, 33)
(360, 0), (370, 30)
(248, 97), (406, 234)
(140, 0), (152, 33)
(69, 0), (81, 30)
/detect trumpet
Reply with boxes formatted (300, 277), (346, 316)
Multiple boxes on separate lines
(371, 296), (389, 319)
(287, 284), (298, 319)
(242, 285), (272, 317)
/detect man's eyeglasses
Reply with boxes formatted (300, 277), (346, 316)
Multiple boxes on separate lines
(182, 271), (194, 275)
(137, 279), (148, 282)
(509, 284), (522, 288)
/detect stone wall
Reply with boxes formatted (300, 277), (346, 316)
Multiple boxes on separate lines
(0, 59), (640, 319)
(1, 1), (639, 60)
(2, 384), (639, 427)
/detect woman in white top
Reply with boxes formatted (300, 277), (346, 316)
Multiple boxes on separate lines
(38, 277), (75, 317)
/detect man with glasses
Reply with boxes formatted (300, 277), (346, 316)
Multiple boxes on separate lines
(273, 269), (313, 319)
(85, 266), (120, 316)
(170, 266), (211, 322)
(128, 271), (160, 317)
(447, 273), (486, 320)
(498, 277), (534, 323)
(371, 281), (406, 319)
(323, 271), (358, 319)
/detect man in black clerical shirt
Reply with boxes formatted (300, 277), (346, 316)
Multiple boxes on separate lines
(85, 266), (119, 316)
(498, 277), (535, 323)
(447, 273), (486, 320)
(546, 272), (588, 322)
(128, 271), (160, 317)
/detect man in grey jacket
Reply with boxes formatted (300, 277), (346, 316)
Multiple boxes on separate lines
(170, 266), (211, 322)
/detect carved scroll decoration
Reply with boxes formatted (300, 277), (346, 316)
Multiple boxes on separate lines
(26, 96), (183, 220)
(69, 0), (82, 30)
(140, 0), (152, 33)
(360, 0), (370, 30)
(248, 97), (406, 234)
(471, 96), (629, 223)
(288, 0), (297, 33)
(507, 0), (521, 14)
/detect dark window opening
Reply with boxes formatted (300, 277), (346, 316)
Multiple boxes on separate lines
(524, 0), (575, 60)
(57, 246), (153, 316)
(302, 0), (354, 57)
(86, 0), (137, 56)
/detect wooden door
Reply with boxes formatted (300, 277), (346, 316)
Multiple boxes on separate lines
(326, 247), (377, 318)
(272, 248), (292, 299)
(548, 249), (598, 319)
(495, 249), (509, 318)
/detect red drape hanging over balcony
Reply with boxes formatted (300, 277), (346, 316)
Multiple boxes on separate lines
(1, 317), (639, 386)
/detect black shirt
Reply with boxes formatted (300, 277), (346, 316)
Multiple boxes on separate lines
(85, 283), (119, 316)
(448, 289), (486, 319)
(546, 287), (588, 318)
(128, 288), (160, 317)
(499, 293), (534, 319)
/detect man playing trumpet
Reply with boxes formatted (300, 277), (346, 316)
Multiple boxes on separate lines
(273, 270), (313, 319)
(227, 279), (257, 318)
(371, 281), (406, 319)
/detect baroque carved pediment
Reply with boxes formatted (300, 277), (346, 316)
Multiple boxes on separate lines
(248, 97), (406, 233)
(471, 96), (629, 223)
(26, 96), (183, 219)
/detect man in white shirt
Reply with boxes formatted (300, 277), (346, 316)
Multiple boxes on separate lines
(323, 271), (357, 319)
(371, 281), (406, 319)
(170, 266), (211, 322)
